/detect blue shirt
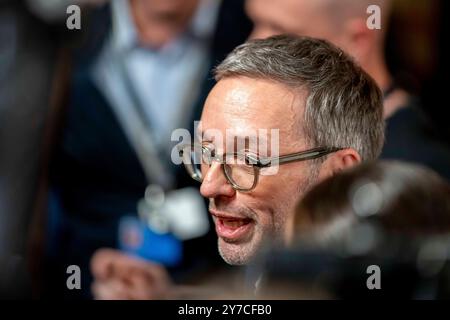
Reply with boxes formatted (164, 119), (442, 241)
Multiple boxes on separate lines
(93, 0), (219, 148)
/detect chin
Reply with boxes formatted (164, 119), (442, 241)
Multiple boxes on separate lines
(217, 238), (259, 266)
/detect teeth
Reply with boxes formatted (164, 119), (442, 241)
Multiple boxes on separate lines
(222, 219), (246, 228)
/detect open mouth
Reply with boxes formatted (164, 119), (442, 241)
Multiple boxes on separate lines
(211, 212), (254, 242)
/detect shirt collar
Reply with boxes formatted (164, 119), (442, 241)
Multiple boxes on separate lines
(111, 0), (137, 53)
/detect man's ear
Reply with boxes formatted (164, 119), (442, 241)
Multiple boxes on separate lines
(318, 148), (361, 180)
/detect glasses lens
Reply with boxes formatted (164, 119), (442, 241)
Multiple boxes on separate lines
(223, 154), (256, 191)
(181, 145), (203, 182)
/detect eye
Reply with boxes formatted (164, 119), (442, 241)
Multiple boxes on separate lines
(202, 142), (215, 153)
(201, 145), (214, 165)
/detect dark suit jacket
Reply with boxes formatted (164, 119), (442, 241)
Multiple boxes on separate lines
(381, 98), (450, 181)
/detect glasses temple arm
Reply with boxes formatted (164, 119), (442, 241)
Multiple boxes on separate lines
(257, 147), (343, 167)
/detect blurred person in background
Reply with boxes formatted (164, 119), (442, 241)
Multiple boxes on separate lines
(288, 160), (450, 243)
(0, 0), (118, 300)
(38, 0), (252, 299)
(256, 161), (450, 299)
(90, 35), (385, 299)
(0, 0), (75, 299)
(246, 0), (450, 181)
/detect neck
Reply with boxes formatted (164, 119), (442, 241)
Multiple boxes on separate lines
(363, 51), (391, 91)
(362, 51), (408, 119)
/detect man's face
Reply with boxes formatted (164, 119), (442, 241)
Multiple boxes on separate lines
(246, 0), (348, 49)
(137, 0), (200, 19)
(199, 76), (319, 265)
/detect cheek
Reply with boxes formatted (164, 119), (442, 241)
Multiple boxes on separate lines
(255, 168), (308, 212)
(243, 180), (299, 222)
(258, 164), (307, 193)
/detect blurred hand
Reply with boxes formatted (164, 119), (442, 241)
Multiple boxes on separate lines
(90, 248), (173, 300)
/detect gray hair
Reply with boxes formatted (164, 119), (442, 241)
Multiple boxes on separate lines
(214, 34), (384, 161)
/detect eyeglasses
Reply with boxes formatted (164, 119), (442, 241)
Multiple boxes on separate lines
(178, 143), (343, 192)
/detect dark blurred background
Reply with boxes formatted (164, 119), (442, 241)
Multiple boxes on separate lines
(385, 0), (449, 139)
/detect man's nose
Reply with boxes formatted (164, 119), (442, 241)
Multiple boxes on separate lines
(200, 162), (236, 199)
